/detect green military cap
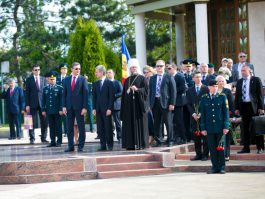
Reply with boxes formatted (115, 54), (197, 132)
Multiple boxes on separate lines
(208, 63), (215, 68)
(59, 63), (68, 70)
(182, 59), (193, 67)
(47, 71), (58, 80)
(208, 79), (217, 86)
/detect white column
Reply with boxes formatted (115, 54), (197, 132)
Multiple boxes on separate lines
(175, 14), (185, 65)
(195, 2), (209, 64)
(135, 13), (147, 72)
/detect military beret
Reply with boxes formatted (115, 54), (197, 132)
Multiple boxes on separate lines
(208, 79), (218, 86)
(208, 63), (215, 68)
(59, 63), (68, 70)
(47, 71), (58, 79)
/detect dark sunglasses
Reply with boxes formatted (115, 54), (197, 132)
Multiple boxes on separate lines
(74, 68), (81, 70)
(34, 69), (40, 71)
(167, 67), (172, 70)
(240, 55), (246, 58)
(156, 65), (164, 68)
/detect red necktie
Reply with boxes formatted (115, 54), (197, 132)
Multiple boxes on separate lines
(36, 78), (40, 91)
(71, 76), (76, 92)
(10, 89), (13, 97)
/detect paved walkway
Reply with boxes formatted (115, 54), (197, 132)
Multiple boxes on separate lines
(0, 173), (265, 199)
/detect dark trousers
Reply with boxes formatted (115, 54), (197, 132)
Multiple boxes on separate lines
(173, 106), (186, 141)
(241, 102), (264, 150)
(48, 114), (62, 145)
(152, 98), (174, 143)
(224, 132), (231, 158)
(61, 115), (68, 135)
(67, 108), (86, 149)
(183, 105), (192, 141)
(8, 113), (21, 138)
(192, 119), (209, 157)
(147, 111), (155, 137)
(87, 103), (94, 131)
(207, 133), (225, 171)
(96, 111), (113, 149)
(29, 106), (48, 141)
(113, 110), (121, 140)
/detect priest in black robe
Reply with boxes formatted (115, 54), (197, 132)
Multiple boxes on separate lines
(120, 58), (149, 150)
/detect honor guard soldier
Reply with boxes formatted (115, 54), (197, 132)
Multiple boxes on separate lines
(42, 71), (63, 147)
(200, 79), (229, 174)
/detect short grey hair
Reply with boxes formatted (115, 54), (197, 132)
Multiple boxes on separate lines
(95, 65), (106, 75)
(8, 78), (16, 83)
(72, 62), (81, 68)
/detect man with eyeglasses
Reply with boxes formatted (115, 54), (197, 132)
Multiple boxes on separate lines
(232, 52), (255, 82)
(25, 65), (48, 144)
(149, 60), (176, 147)
(62, 62), (88, 152)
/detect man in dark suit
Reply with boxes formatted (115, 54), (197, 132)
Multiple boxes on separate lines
(167, 63), (187, 145)
(235, 65), (264, 154)
(107, 69), (123, 143)
(149, 60), (176, 147)
(25, 65), (48, 144)
(1, 78), (25, 139)
(56, 63), (69, 137)
(186, 71), (209, 161)
(93, 65), (115, 151)
(62, 62), (88, 152)
(232, 52), (255, 82)
(200, 63), (216, 86)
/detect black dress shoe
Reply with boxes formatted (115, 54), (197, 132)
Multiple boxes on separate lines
(237, 149), (250, 154)
(190, 156), (201, 161)
(201, 156), (208, 161)
(219, 170), (226, 174)
(97, 148), (107, 151)
(30, 140), (35, 145)
(207, 170), (219, 174)
(257, 149), (264, 154)
(56, 143), (62, 147)
(152, 142), (162, 147)
(77, 148), (84, 152)
(94, 135), (100, 140)
(64, 148), (75, 152)
(41, 139), (49, 143)
(47, 143), (57, 147)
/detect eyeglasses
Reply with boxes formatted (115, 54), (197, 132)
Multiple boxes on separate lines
(143, 71), (150, 74)
(167, 68), (172, 70)
(156, 65), (164, 68)
(240, 55), (246, 58)
(34, 69), (40, 71)
(74, 68), (81, 70)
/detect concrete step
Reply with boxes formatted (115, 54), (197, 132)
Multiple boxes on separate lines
(96, 154), (155, 164)
(98, 168), (172, 179)
(0, 171), (97, 184)
(97, 161), (162, 172)
(230, 145), (257, 150)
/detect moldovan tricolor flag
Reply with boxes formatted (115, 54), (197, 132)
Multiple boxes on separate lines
(121, 34), (131, 85)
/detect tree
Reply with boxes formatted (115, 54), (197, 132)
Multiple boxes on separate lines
(67, 17), (105, 83)
(104, 46), (121, 81)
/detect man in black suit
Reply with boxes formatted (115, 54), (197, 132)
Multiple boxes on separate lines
(149, 60), (176, 147)
(235, 65), (264, 154)
(107, 69), (123, 143)
(25, 65), (48, 144)
(56, 63), (69, 137)
(186, 71), (209, 161)
(200, 63), (216, 86)
(62, 62), (88, 152)
(167, 63), (187, 145)
(1, 78), (25, 139)
(93, 65), (115, 151)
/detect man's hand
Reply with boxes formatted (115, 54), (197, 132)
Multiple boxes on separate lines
(42, 112), (46, 117)
(130, 85), (138, 91)
(93, 109), (96, 116)
(21, 110), (25, 114)
(62, 107), (67, 115)
(258, 109), (265, 115)
(169, 105), (174, 111)
(106, 109), (112, 116)
(235, 109), (240, 116)
(26, 106), (30, 113)
(201, 130), (207, 136)
(59, 111), (63, 115)
(223, 129), (229, 135)
(4, 84), (9, 91)
(81, 108), (87, 116)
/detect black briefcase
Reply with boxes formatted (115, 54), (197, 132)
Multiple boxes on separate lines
(251, 115), (265, 136)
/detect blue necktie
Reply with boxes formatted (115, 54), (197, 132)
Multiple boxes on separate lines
(196, 86), (200, 95)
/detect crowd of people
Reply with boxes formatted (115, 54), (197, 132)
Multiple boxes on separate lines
(1, 51), (264, 174)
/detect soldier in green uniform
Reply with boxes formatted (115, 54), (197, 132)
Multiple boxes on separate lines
(42, 71), (63, 147)
(200, 80), (229, 174)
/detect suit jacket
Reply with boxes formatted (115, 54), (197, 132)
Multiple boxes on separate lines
(186, 84), (209, 115)
(202, 74), (216, 86)
(235, 76), (264, 114)
(184, 73), (194, 88)
(232, 62), (254, 82)
(62, 75), (88, 110)
(221, 88), (235, 117)
(1, 87), (25, 114)
(25, 75), (46, 108)
(56, 75), (68, 87)
(174, 73), (187, 107)
(149, 73), (176, 109)
(112, 80), (123, 111)
(93, 78), (115, 113)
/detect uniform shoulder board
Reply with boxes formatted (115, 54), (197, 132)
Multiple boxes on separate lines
(43, 85), (49, 89)
(57, 85), (63, 89)
(201, 93), (208, 98)
(219, 93), (226, 96)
